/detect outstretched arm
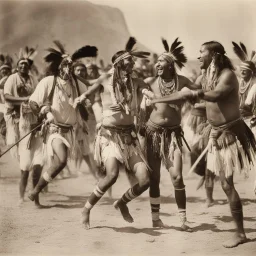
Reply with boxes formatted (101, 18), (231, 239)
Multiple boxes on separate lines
(79, 74), (105, 101)
(150, 89), (203, 104)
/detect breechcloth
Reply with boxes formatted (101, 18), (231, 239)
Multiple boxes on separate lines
(201, 118), (256, 177)
(94, 124), (150, 173)
(142, 119), (184, 169)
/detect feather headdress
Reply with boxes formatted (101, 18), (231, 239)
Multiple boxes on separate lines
(44, 40), (98, 75)
(160, 37), (187, 69)
(232, 41), (256, 73)
(0, 54), (13, 71)
(17, 46), (38, 67)
(113, 37), (150, 66)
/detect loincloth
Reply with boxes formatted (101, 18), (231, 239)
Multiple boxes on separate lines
(203, 118), (256, 177)
(94, 124), (149, 173)
(142, 119), (184, 169)
(43, 122), (81, 165)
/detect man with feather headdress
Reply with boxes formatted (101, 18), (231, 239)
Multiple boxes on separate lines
(232, 42), (256, 136)
(150, 41), (256, 248)
(27, 41), (98, 204)
(3, 47), (43, 207)
(77, 37), (152, 229)
(140, 38), (197, 231)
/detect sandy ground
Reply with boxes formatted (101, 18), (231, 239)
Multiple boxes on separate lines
(0, 150), (256, 256)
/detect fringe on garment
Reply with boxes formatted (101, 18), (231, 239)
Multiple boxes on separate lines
(94, 124), (150, 174)
(43, 122), (82, 166)
(186, 108), (207, 135)
(201, 119), (256, 178)
(142, 120), (183, 169)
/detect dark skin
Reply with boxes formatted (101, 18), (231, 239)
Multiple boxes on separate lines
(151, 44), (247, 248)
(77, 56), (150, 229)
(143, 55), (199, 231)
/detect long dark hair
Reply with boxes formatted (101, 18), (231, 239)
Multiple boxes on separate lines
(203, 41), (235, 71)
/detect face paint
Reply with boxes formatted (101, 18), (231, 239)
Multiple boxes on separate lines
(59, 57), (73, 80)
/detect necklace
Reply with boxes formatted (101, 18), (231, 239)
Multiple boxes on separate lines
(158, 75), (177, 96)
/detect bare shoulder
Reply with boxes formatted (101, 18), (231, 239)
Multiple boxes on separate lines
(143, 76), (156, 85)
(218, 69), (238, 86)
(177, 74), (193, 89)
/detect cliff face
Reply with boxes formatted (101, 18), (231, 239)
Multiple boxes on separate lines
(0, 0), (143, 67)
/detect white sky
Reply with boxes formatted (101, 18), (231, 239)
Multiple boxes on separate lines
(88, 0), (256, 59)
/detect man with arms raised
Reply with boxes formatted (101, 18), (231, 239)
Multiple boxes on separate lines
(77, 37), (151, 229)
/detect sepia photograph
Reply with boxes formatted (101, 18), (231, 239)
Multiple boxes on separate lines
(0, 0), (255, 255)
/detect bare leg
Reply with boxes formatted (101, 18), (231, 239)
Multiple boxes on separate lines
(169, 149), (192, 232)
(205, 169), (215, 207)
(114, 155), (150, 224)
(219, 171), (247, 248)
(19, 170), (29, 205)
(81, 158), (119, 229)
(147, 149), (168, 228)
(28, 139), (68, 202)
(32, 164), (43, 207)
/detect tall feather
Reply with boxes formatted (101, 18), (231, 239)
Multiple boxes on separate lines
(0, 54), (4, 62)
(53, 40), (66, 54)
(240, 42), (248, 56)
(125, 37), (136, 52)
(232, 42), (248, 61)
(250, 51), (256, 63)
(170, 37), (181, 52)
(161, 38), (169, 52)
(71, 46), (98, 61)
(170, 38), (187, 68)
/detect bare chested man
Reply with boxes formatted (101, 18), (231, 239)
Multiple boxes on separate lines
(78, 37), (151, 229)
(150, 41), (256, 248)
(141, 38), (198, 231)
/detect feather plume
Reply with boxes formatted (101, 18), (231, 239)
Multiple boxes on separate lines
(161, 38), (169, 52)
(232, 42), (248, 61)
(170, 37), (181, 52)
(53, 40), (66, 54)
(71, 46), (98, 61)
(125, 37), (136, 52)
(250, 51), (256, 63)
(240, 42), (247, 56)
(0, 54), (4, 62)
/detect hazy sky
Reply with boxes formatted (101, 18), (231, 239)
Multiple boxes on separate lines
(11, 0), (256, 59)
(88, 0), (256, 59)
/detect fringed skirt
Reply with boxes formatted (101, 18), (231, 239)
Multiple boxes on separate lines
(43, 123), (81, 166)
(203, 119), (256, 178)
(94, 124), (149, 173)
(183, 107), (207, 147)
(142, 120), (183, 169)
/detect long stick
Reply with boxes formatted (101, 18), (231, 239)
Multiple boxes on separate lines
(0, 123), (43, 158)
(186, 142), (211, 177)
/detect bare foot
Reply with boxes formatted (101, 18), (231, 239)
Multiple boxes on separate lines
(81, 208), (90, 230)
(17, 198), (24, 207)
(113, 200), (134, 223)
(152, 219), (169, 228)
(222, 234), (248, 248)
(181, 223), (193, 232)
(205, 199), (214, 208)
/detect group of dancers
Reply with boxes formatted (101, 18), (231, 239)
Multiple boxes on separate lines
(0, 37), (255, 249)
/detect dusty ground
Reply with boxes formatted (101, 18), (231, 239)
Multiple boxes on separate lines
(0, 150), (256, 256)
